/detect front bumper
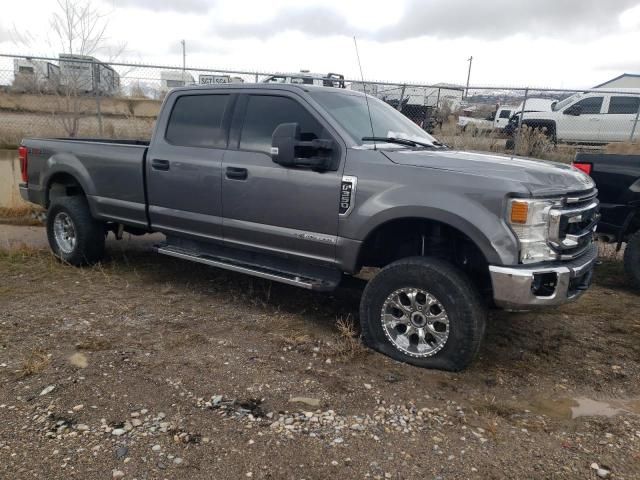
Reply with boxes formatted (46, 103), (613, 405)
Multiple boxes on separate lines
(489, 243), (597, 309)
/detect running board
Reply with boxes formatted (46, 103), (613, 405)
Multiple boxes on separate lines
(156, 245), (340, 291)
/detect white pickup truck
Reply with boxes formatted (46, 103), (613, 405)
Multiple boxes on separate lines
(458, 105), (517, 132)
(514, 90), (640, 143)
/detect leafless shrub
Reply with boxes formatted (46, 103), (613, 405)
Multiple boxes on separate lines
(514, 125), (555, 158)
(326, 315), (367, 361)
(19, 348), (50, 378)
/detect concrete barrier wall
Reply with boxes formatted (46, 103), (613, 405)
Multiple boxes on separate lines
(0, 149), (29, 209)
(0, 92), (161, 118)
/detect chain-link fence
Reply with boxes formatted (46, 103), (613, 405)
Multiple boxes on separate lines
(1, 53), (639, 162)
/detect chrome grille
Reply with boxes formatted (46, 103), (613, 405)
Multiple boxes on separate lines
(548, 189), (599, 260)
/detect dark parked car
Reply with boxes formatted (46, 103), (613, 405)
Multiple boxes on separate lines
(573, 153), (640, 286)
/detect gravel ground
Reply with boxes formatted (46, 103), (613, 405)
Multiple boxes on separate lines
(1, 226), (639, 479)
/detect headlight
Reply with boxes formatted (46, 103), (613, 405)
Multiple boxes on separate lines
(507, 198), (558, 264)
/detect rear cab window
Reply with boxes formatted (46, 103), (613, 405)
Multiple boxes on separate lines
(165, 94), (230, 148)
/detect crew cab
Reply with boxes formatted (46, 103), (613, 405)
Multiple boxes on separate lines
(513, 90), (640, 144)
(574, 153), (640, 287)
(18, 83), (598, 371)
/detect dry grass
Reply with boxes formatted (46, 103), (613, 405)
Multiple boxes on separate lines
(435, 119), (579, 163)
(0, 205), (45, 225)
(18, 348), (50, 378)
(606, 142), (640, 155)
(327, 315), (368, 361)
(0, 242), (44, 259)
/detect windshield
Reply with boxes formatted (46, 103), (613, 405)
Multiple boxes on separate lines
(309, 90), (437, 147)
(552, 92), (582, 111)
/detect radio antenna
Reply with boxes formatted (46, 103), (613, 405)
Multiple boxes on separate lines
(353, 36), (376, 150)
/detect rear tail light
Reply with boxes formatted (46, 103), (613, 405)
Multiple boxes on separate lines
(572, 162), (592, 176)
(18, 146), (28, 183)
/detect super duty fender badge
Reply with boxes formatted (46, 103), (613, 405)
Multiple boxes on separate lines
(339, 175), (357, 216)
(270, 147), (279, 155)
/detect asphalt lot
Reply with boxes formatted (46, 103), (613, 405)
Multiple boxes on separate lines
(1, 224), (639, 479)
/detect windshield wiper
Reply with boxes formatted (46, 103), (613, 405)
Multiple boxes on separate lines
(361, 136), (437, 149)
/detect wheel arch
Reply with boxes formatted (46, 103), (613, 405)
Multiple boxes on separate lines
(43, 153), (96, 208)
(354, 210), (505, 272)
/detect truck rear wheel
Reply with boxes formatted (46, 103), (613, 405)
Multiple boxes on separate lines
(360, 257), (486, 371)
(624, 230), (640, 289)
(46, 196), (105, 266)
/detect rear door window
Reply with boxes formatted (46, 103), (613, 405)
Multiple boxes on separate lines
(608, 96), (640, 114)
(499, 110), (511, 118)
(166, 94), (230, 148)
(239, 95), (325, 154)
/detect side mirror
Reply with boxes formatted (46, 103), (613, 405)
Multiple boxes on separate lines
(271, 123), (298, 167)
(271, 123), (334, 170)
(564, 105), (582, 116)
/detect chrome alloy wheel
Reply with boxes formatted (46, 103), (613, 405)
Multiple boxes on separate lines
(381, 287), (450, 357)
(53, 212), (77, 254)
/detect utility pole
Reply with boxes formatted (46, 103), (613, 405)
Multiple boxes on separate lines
(181, 40), (186, 83)
(465, 55), (473, 99)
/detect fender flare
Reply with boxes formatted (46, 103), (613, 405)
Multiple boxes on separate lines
(43, 153), (96, 206)
(355, 206), (510, 266)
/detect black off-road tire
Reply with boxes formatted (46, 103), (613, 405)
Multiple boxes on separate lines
(624, 230), (640, 289)
(46, 196), (105, 266)
(360, 257), (486, 371)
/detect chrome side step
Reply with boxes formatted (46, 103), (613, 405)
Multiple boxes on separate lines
(156, 245), (339, 291)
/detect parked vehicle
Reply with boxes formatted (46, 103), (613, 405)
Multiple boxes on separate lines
(18, 84), (599, 371)
(508, 90), (640, 143)
(573, 153), (640, 287)
(12, 58), (61, 93)
(458, 105), (518, 132)
(59, 54), (120, 96)
(263, 71), (345, 88)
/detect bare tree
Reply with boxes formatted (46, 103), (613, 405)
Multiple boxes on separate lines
(49, 0), (112, 136)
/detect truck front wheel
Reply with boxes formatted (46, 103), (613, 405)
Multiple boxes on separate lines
(360, 257), (486, 371)
(624, 230), (640, 289)
(46, 196), (105, 266)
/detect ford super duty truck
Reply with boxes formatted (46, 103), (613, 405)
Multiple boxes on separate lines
(18, 83), (599, 371)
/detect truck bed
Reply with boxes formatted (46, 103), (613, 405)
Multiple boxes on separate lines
(21, 137), (150, 229)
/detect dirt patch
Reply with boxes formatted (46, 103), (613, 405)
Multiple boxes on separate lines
(0, 242), (639, 479)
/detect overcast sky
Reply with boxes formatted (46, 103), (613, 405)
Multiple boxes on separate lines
(1, 0), (640, 88)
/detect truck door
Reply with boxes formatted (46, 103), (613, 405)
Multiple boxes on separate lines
(601, 95), (640, 142)
(494, 108), (512, 129)
(221, 92), (343, 265)
(146, 92), (233, 242)
(559, 95), (604, 142)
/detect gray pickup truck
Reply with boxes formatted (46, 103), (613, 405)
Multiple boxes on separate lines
(18, 83), (599, 371)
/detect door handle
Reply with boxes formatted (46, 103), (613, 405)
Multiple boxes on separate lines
(226, 167), (248, 180)
(151, 159), (170, 171)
